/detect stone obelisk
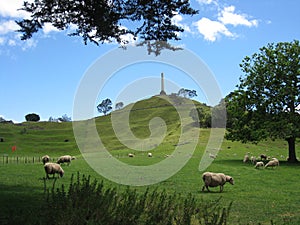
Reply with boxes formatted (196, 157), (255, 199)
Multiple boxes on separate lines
(160, 72), (166, 95)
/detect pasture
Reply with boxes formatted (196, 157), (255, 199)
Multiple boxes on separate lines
(1, 97), (300, 224)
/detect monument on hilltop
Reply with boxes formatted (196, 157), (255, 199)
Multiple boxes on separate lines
(159, 72), (167, 95)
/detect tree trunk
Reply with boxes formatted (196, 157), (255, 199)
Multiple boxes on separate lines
(287, 137), (298, 163)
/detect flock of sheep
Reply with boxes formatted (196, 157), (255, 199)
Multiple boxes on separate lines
(243, 152), (280, 169)
(40, 151), (280, 193)
(42, 155), (76, 179)
(201, 152), (281, 193)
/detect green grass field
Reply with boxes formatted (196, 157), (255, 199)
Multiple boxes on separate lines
(1, 96), (300, 224)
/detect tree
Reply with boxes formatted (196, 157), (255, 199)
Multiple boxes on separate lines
(177, 88), (197, 98)
(226, 40), (300, 163)
(97, 98), (112, 115)
(16, 0), (198, 54)
(59, 114), (72, 122)
(25, 113), (40, 122)
(115, 102), (124, 110)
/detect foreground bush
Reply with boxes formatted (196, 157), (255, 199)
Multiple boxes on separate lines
(9, 173), (232, 225)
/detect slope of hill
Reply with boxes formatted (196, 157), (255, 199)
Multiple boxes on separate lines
(0, 95), (208, 159)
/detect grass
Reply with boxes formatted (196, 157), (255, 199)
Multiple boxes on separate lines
(1, 96), (300, 224)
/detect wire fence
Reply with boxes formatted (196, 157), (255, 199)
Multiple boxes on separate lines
(2, 155), (42, 164)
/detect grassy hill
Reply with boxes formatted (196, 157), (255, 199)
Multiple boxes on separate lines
(1, 95), (300, 224)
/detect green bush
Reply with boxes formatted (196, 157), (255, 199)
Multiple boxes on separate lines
(32, 173), (232, 225)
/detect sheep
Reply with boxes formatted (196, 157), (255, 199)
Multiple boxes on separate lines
(254, 161), (264, 169)
(260, 154), (267, 161)
(44, 162), (64, 179)
(57, 155), (76, 165)
(250, 156), (257, 165)
(202, 172), (234, 193)
(41, 155), (50, 165)
(128, 153), (134, 157)
(243, 153), (250, 163)
(265, 158), (279, 169)
(147, 152), (152, 157)
(209, 153), (217, 159)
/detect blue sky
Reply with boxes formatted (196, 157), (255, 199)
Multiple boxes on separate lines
(1, 0), (300, 122)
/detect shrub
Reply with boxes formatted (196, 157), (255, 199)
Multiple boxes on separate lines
(35, 173), (232, 225)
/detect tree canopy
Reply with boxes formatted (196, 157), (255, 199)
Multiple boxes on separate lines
(25, 113), (40, 122)
(16, 0), (198, 53)
(97, 98), (112, 115)
(226, 40), (300, 162)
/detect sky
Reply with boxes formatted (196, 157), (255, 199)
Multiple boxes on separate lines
(0, 0), (300, 122)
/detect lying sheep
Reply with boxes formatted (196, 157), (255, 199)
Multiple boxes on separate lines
(128, 153), (134, 157)
(254, 161), (264, 169)
(202, 172), (234, 193)
(57, 155), (76, 165)
(41, 155), (50, 165)
(148, 152), (152, 157)
(44, 162), (64, 179)
(265, 158), (279, 168)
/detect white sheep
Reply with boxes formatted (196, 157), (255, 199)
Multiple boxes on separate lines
(44, 162), (64, 179)
(128, 153), (134, 157)
(41, 155), (50, 165)
(254, 161), (264, 169)
(243, 153), (250, 163)
(209, 153), (217, 159)
(147, 152), (152, 157)
(202, 172), (234, 192)
(250, 156), (257, 165)
(57, 155), (76, 165)
(265, 158), (279, 168)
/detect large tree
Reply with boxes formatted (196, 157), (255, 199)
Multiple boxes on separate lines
(226, 40), (300, 163)
(16, 0), (197, 53)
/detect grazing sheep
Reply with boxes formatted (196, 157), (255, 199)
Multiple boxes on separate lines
(128, 153), (134, 157)
(243, 153), (250, 163)
(44, 162), (64, 179)
(41, 155), (50, 165)
(260, 154), (267, 161)
(148, 152), (152, 157)
(254, 161), (264, 169)
(209, 153), (217, 159)
(57, 155), (76, 165)
(265, 159), (279, 169)
(250, 156), (257, 165)
(202, 172), (234, 193)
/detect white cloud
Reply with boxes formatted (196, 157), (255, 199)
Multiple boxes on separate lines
(194, 17), (234, 42)
(0, 0), (31, 18)
(218, 6), (258, 27)
(172, 14), (192, 34)
(8, 39), (16, 46)
(0, 20), (19, 35)
(196, 0), (215, 4)
(43, 23), (59, 34)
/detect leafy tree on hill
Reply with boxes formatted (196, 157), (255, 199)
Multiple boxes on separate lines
(225, 40), (300, 163)
(97, 98), (112, 115)
(115, 102), (124, 110)
(16, 0), (198, 54)
(178, 88), (197, 98)
(25, 113), (40, 122)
